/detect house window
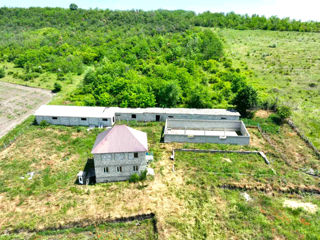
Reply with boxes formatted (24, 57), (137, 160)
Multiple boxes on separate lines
(117, 166), (122, 172)
(134, 152), (138, 158)
(81, 118), (87, 121)
(52, 117), (58, 120)
(221, 117), (227, 120)
(132, 114), (136, 119)
(103, 167), (109, 173)
(133, 166), (139, 172)
(168, 116), (174, 118)
(102, 118), (108, 121)
(156, 115), (160, 121)
(113, 117), (115, 122)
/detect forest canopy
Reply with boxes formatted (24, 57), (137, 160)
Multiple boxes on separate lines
(1, 8), (317, 111)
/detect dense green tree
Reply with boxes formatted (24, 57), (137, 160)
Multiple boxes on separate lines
(69, 3), (78, 11)
(0, 67), (5, 78)
(232, 85), (258, 117)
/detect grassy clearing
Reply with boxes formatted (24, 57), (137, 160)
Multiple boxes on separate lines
(0, 116), (319, 239)
(0, 219), (156, 240)
(218, 29), (320, 148)
(0, 62), (84, 105)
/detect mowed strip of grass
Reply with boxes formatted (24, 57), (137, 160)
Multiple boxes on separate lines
(0, 219), (156, 240)
(218, 29), (320, 148)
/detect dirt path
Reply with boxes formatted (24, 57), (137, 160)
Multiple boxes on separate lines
(0, 81), (52, 139)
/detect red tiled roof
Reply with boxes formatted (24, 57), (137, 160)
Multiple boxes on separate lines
(91, 125), (148, 154)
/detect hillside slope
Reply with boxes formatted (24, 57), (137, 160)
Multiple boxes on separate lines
(220, 29), (320, 148)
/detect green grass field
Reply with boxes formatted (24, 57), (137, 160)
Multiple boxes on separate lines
(0, 115), (319, 239)
(219, 29), (320, 148)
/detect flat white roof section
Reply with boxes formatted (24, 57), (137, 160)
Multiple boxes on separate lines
(35, 105), (114, 118)
(109, 107), (240, 117)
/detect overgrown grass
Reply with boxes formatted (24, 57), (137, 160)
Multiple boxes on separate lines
(0, 219), (156, 240)
(0, 119), (319, 238)
(219, 29), (320, 148)
(0, 62), (84, 105)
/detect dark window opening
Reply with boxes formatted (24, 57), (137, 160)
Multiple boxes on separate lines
(117, 166), (122, 172)
(103, 167), (109, 173)
(132, 114), (136, 119)
(221, 117), (227, 120)
(134, 152), (138, 158)
(156, 115), (160, 121)
(102, 118), (108, 121)
(168, 116), (174, 118)
(133, 166), (139, 171)
(81, 118), (87, 121)
(113, 117), (115, 122)
(52, 117), (58, 120)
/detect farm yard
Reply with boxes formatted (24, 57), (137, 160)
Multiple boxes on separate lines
(0, 114), (319, 239)
(0, 81), (52, 139)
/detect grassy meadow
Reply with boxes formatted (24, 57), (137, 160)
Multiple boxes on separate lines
(219, 29), (320, 148)
(0, 114), (319, 239)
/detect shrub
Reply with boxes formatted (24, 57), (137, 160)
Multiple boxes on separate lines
(69, 3), (78, 11)
(129, 173), (140, 183)
(0, 67), (5, 78)
(277, 105), (292, 121)
(39, 120), (49, 127)
(52, 82), (62, 93)
(232, 85), (258, 117)
(139, 170), (147, 181)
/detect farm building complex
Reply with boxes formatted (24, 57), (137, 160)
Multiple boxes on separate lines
(35, 105), (240, 127)
(91, 125), (149, 183)
(164, 119), (250, 145)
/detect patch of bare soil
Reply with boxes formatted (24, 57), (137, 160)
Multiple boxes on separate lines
(255, 110), (273, 119)
(0, 82), (52, 139)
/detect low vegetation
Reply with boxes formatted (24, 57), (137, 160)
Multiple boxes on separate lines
(0, 219), (156, 240)
(220, 29), (320, 148)
(0, 114), (319, 239)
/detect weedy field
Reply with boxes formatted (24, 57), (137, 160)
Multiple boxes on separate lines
(0, 113), (319, 239)
(0, 81), (52, 139)
(219, 29), (320, 148)
(0, 62), (84, 105)
(0, 219), (156, 240)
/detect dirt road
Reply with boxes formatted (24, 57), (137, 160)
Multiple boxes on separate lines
(0, 81), (52, 139)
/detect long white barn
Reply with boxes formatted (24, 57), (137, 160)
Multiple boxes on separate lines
(35, 105), (240, 127)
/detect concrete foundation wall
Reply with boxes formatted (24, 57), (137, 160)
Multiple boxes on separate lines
(164, 134), (250, 145)
(36, 116), (113, 127)
(94, 152), (147, 182)
(166, 119), (242, 130)
(164, 119), (250, 145)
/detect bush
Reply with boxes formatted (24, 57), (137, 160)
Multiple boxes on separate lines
(139, 170), (147, 181)
(39, 120), (49, 127)
(277, 105), (292, 121)
(0, 67), (5, 78)
(52, 82), (62, 93)
(232, 85), (258, 117)
(69, 3), (78, 11)
(129, 173), (140, 183)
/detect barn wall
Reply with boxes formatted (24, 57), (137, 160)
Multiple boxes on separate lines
(36, 116), (112, 127)
(94, 152), (147, 183)
(115, 112), (239, 122)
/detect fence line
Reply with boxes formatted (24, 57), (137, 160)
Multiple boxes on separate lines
(0, 126), (30, 152)
(286, 119), (320, 159)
